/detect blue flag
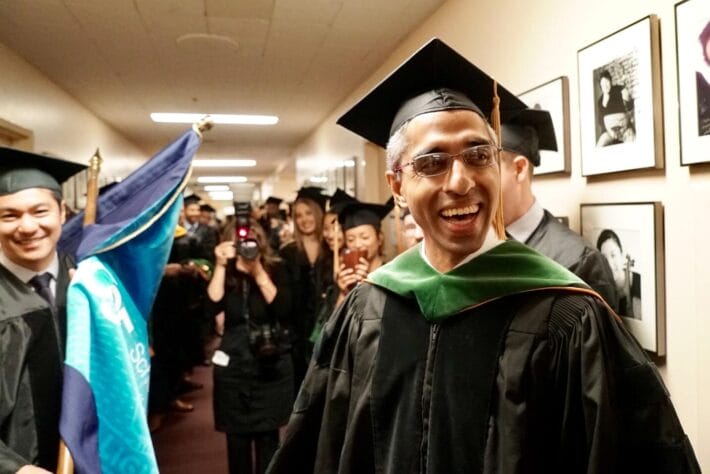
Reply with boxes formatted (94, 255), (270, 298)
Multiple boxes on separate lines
(58, 129), (202, 474)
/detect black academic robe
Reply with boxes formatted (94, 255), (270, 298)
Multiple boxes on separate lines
(524, 209), (618, 311)
(267, 283), (698, 473)
(0, 255), (73, 474)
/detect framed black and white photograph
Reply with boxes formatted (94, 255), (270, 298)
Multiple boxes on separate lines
(580, 202), (665, 355)
(519, 76), (571, 175)
(675, 0), (710, 165)
(577, 16), (663, 176)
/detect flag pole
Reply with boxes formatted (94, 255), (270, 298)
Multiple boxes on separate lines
(57, 149), (102, 474)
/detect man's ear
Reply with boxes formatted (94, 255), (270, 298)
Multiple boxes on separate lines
(513, 155), (530, 182)
(386, 170), (404, 206)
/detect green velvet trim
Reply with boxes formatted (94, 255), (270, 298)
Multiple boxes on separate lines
(368, 240), (587, 322)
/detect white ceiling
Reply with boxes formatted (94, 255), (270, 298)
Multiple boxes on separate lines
(0, 0), (446, 185)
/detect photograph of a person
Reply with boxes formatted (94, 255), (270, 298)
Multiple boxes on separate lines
(580, 202), (665, 354)
(518, 76), (571, 174)
(697, 20), (710, 136)
(595, 228), (642, 320)
(593, 60), (636, 147)
(676, 0), (710, 164)
(577, 15), (663, 175)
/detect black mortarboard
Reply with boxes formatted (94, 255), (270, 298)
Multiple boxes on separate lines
(328, 188), (357, 215)
(183, 194), (201, 206)
(265, 196), (283, 206)
(337, 38), (527, 148)
(0, 147), (86, 196)
(501, 108), (557, 166)
(338, 197), (394, 232)
(295, 186), (329, 211)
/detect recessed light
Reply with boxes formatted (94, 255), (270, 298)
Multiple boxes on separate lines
(151, 113), (278, 125)
(193, 159), (256, 167)
(203, 185), (230, 191)
(197, 176), (248, 183)
(309, 176), (328, 183)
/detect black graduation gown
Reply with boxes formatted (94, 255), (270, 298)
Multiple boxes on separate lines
(207, 262), (295, 434)
(523, 209), (618, 311)
(267, 283), (699, 474)
(0, 255), (73, 473)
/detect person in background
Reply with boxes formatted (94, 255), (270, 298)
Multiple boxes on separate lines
(309, 188), (355, 348)
(267, 38), (698, 473)
(399, 207), (424, 250)
(259, 196), (285, 252)
(596, 229), (642, 320)
(207, 219), (293, 474)
(334, 198), (393, 304)
(279, 187), (331, 389)
(0, 147), (86, 473)
(500, 108), (618, 310)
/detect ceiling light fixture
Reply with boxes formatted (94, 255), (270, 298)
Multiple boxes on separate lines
(151, 113), (278, 125)
(193, 159), (256, 167)
(207, 191), (235, 201)
(197, 176), (248, 183)
(309, 176), (328, 183)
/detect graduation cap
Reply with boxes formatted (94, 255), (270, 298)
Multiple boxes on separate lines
(183, 194), (201, 206)
(328, 188), (357, 215)
(199, 203), (216, 213)
(0, 146), (86, 196)
(295, 186), (330, 211)
(338, 197), (394, 232)
(265, 196), (283, 206)
(337, 38), (527, 148)
(501, 108), (557, 166)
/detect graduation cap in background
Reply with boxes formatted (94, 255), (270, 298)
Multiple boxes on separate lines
(199, 203), (216, 213)
(337, 38), (527, 148)
(0, 146), (87, 196)
(328, 188), (357, 215)
(183, 194), (202, 206)
(501, 108), (557, 166)
(265, 196), (283, 206)
(338, 197), (395, 232)
(295, 186), (330, 211)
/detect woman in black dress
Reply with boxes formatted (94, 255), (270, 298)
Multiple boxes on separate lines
(207, 220), (293, 474)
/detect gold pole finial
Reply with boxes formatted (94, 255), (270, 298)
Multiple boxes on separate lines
(193, 116), (214, 138)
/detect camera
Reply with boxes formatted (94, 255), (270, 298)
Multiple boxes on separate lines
(249, 324), (281, 361)
(234, 201), (260, 260)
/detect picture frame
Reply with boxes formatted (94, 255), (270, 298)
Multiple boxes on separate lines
(74, 169), (88, 210)
(577, 16), (664, 176)
(675, 0), (710, 165)
(519, 76), (571, 175)
(62, 175), (77, 211)
(580, 202), (665, 355)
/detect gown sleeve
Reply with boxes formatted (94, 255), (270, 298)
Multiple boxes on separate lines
(486, 292), (700, 473)
(266, 282), (378, 474)
(0, 318), (34, 474)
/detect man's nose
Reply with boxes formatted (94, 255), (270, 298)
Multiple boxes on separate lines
(17, 214), (39, 233)
(442, 158), (475, 195)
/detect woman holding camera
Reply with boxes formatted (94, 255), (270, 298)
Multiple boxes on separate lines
(335, 198), (394, 304)
(207, 221), (293, 474)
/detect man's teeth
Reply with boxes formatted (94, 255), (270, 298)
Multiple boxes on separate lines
(441, 205), (479, 217)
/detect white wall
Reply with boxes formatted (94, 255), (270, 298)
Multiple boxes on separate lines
(0, 41), (146, 177)
(294, 0), (709, 467)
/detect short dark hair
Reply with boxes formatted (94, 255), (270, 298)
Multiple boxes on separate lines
(596, 228), (622, 252)
(599, 69), (612, 83)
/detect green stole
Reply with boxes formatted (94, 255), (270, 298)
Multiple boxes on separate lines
(368, 239), (588, 322)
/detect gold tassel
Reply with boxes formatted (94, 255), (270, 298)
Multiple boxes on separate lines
(490, 80), (506, 239)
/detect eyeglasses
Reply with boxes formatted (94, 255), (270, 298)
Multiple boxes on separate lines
(393, 144), (500, 178)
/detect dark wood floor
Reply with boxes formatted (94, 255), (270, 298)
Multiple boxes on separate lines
(151, 365), (229, 473)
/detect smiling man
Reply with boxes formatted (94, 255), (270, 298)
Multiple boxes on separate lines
(267, 39), (698, 473)
(0, 147), (85, 474)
